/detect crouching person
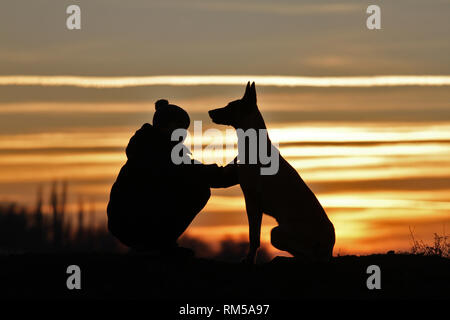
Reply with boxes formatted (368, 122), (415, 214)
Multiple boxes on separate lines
(107, 99), (238, 254)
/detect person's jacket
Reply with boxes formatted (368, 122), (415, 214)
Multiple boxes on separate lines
(107, 123), (238, 249)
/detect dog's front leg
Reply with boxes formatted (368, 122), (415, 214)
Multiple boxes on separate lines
(243, 191), (263, 264)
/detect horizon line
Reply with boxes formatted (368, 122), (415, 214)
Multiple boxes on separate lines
(1, 75), (450, 88)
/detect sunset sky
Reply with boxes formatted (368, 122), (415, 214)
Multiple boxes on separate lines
(1, 0), (449, 256)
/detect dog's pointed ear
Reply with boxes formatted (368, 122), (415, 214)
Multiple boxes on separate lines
(249, 82), (257, 105)
(242, 82), (251, 100)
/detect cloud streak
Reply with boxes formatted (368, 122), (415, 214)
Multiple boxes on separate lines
(1, 75), (450, 88)
(186, 1), (361, 16)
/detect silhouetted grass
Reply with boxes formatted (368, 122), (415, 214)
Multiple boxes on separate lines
(409, 227), (449, 258)
(0, 181), (121, 253)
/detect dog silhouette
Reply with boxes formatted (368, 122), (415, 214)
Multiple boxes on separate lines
(209, 82), (335, 263)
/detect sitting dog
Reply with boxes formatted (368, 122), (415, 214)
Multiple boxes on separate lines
(208, 82), (335, 263)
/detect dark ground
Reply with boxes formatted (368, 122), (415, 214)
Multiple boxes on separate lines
(1, 252), (448, 300)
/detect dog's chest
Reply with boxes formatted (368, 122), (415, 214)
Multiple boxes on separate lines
(237, 165), (262, 193)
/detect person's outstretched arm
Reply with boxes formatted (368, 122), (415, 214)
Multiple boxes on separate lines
(201, 159), (239, 188)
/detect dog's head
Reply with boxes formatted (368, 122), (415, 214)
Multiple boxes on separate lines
(208, 82), (257, 128)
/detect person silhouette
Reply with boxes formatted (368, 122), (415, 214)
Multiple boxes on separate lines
(107, 99), (238, 254)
